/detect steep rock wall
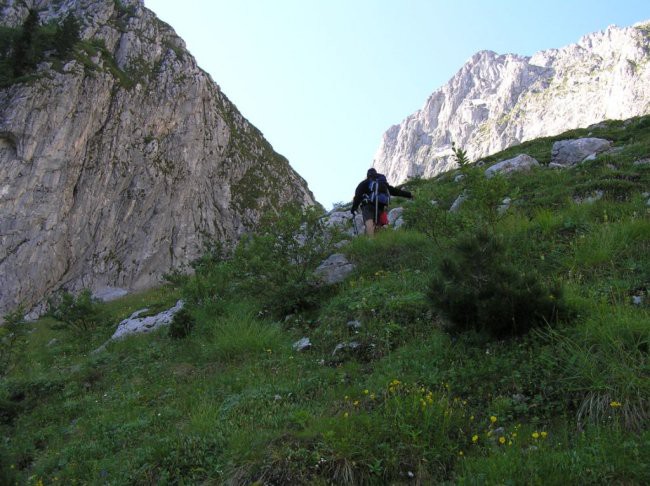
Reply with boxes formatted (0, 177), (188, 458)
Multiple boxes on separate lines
(0, 0), (315, 315)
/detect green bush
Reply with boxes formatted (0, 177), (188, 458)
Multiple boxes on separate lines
(428, 230), (569, 338)
(168, 307), (195, 339)
(0, 306), (27, 376)
(230, 204), (335, 317)
(47, 289), (101, 332)
(402, 198), (467, 244)
(0, 10), (81, 86)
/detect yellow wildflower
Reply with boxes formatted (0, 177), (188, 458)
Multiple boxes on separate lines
(353, 400), (360, 407)
(472, 434), (479, 443)
(499, 437), (506, 445)
(532, 432), (540, 439)
(470, 415), (475, 421)
(343, 412), (349, 419)
(490, 415), (497, 424)
(541, 431), (548, 439)
(458, 450), (464, 456)
(363, 389), (369, 395)
(370, 393), (376, 400)
(610, 401), (622, 408)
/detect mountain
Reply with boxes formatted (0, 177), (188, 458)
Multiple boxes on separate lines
(373, 20), (650, 184)
(0, 0), (315, 316)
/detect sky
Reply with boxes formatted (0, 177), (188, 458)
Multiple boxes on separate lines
(145, 0), (649, 209)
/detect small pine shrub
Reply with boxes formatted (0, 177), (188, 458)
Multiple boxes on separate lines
(47, 289), (101, 332)
(168, 307), (195, 339)
(428, 230), (569, 338)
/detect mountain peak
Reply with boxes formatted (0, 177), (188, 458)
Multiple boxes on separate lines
(373, 21), (650, 184)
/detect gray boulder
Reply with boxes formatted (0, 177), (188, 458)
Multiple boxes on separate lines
(388, 207), (405, 229)
(574, 190), (604, 204)
(485, 154), (540, 178)
(315, 253), (356, 284)
(449, 192), (469, 213)
(347, 320), (362, 331)
(111, 300), (184, 340)
(497, 197), (512, 215)
(292, 337), (312, 351)
(323, 210), (364, 237)
(332, 341), (361, 356)
(550, 138), (612, 167)
(92, 300), (185, 354)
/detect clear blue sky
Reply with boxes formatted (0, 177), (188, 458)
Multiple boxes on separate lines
(145, 0), (649, 209)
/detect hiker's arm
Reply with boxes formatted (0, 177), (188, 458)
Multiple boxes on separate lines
(388, 185), (413, 199)
(351, 181), (366, 212)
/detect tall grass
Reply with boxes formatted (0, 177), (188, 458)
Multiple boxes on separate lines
(547, 305), (649, 431)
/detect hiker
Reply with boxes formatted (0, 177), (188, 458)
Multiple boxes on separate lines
(351, 168), (413, 236)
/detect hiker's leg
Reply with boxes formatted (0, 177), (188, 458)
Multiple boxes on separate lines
(361, 205), (375, 236)
(364, 218), (375, 236)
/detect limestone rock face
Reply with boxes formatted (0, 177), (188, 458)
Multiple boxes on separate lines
(374, 21), (650, 184)
(0, 0), (315, 315)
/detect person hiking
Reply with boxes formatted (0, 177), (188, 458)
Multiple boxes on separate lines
(351, 168), (413, 236)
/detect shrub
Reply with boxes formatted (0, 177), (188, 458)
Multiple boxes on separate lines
(47, 289), (101, 332)
(428, 230), (569, 338)
(179, 242), (234, 312)
(401, 198), (467, 244)
(53, 13), (80, 57)
(0, 10), (81, 86)
(231, 204), (335, 317)
(168, 307), (195, 339)
(0, 306), (27, 376)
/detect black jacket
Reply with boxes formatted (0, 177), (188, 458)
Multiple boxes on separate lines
(351, 176), (412, 212)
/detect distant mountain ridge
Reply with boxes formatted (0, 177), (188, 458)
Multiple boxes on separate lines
(373, 20), (650, 183)
(0, 0), (315, 316)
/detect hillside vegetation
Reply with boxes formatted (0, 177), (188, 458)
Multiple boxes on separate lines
(1, 116), (649, 485)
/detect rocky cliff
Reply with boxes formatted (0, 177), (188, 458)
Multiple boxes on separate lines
(374, 21), (650, 183)
(0, 0), (315, 316)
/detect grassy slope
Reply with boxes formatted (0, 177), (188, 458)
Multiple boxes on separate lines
(2, 117), (649, 485)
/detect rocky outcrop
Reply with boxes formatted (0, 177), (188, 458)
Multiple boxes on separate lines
(314, 253), (355, 284)
(549, 138), (612, 167)
(374, 20), (650, 184)
(0, 0), (315, 316)
(484, 154), (540, 178)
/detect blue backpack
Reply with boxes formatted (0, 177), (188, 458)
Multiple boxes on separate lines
(368, 174), (390, 206)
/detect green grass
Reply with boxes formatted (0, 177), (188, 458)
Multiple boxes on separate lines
(2, 115), (650, 484)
